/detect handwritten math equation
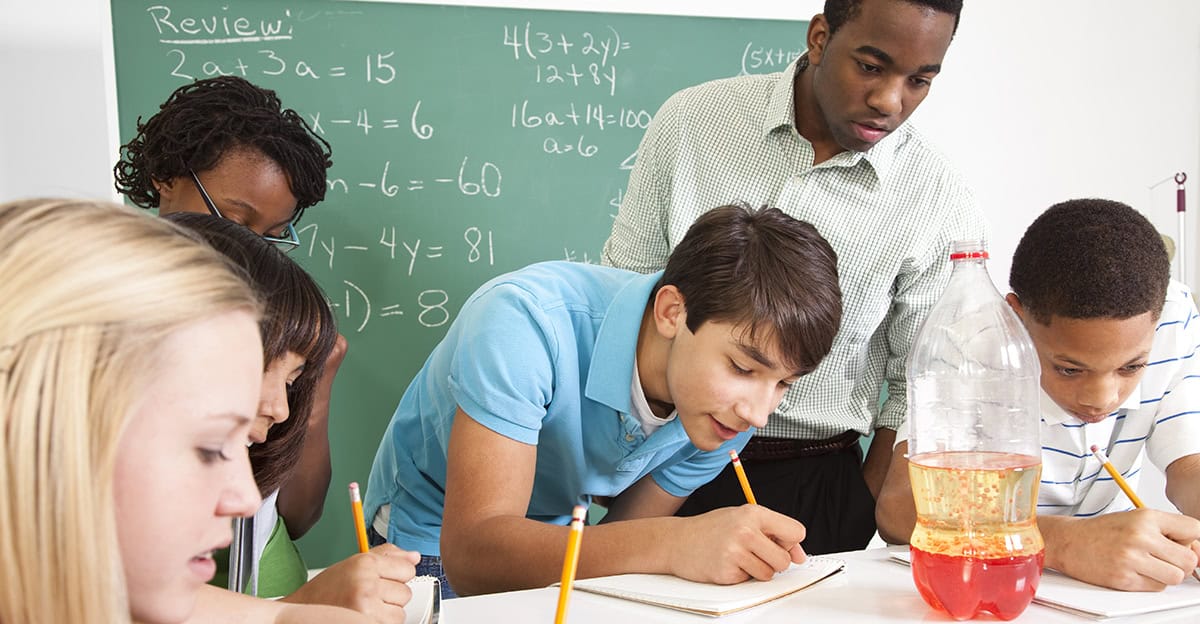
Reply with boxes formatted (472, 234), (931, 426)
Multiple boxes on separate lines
(162, 47), (401, 84)
(300, 224), (494, 333)
(503, 23), (631, 97)
(323, 158), (502, 199)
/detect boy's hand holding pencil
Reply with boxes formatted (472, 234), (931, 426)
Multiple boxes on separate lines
(1090, 445), (1200, 584)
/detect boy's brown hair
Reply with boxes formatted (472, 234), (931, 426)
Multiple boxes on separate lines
(659, 204), (842, 375)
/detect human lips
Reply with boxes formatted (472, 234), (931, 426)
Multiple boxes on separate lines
(711, 415), (743, 441)
(191, 534), (232, 582)
(850, 121), (890, 144)
(1071, 409), (1111, 424)
(189, 549), (219, 581)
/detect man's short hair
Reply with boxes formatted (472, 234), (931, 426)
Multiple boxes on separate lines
(1010, 198), (1170, 324)
(824, 0), (963, 37)
(659, 204), (842, 376)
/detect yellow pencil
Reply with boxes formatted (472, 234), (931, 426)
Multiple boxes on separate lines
(349, 482), (370, 554)
(1090, 445), (1145, 508)
(1091, 445), (1200, 582)
(729, 449), (757, 505)
(554, 505), (587, 624)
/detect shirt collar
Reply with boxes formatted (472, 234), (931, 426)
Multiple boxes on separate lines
(584, 271), (663, 414)
(1039, 385), (1143, 426)
(764, 53), (902, 184)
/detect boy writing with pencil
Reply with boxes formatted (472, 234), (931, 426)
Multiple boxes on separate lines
(365, 204), (843, 596)
(877, 198), (1200, 591)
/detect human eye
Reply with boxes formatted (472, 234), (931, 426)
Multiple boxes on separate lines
(1053, 366), (1082, 377)
(856, 60), (881, 74)
(730, 360), (752, 375)
(909, 75), (932, 88)
(196, 447), (231, 465)
(778, 378), (796, 389)
(1120, 363), (1146, 375)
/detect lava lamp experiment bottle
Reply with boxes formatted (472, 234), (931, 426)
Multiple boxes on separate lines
(906, 241), (1044, 621)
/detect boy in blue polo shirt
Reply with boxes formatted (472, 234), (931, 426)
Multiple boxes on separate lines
(876, 198), (1200, 591)
(365, 204), (843, 597)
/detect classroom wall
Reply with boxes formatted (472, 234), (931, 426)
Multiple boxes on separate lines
(2, 0), (1195, 519)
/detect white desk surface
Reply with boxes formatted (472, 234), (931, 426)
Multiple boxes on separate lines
(443, 548), (1200, 623)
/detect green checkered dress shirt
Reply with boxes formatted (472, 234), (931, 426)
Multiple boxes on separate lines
(602, 56), (987, 440)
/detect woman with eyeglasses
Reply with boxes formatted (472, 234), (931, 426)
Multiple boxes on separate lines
(114, 75), (342, 551)
(166, 213), (419, 623)
(0, 198), (370, 624)
(114, 75), (330, 248)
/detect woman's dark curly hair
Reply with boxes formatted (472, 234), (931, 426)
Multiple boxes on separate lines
(114, 76), (332, 225)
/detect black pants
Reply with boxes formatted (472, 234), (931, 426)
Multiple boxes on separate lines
(676, 442), (876, 555)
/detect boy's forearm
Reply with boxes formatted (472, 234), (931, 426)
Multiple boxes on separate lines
(874, 441), (916, 544)
(441, 515), (680, 595)
(1165, 454), (1200, 519)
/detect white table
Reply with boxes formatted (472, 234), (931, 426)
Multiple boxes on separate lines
(443, 548), (1200, 623)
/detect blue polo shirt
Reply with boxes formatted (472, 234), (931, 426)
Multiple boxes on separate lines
(364, 261), (752, 556)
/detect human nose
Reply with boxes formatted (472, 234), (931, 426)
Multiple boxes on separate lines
(218, 449), (262, 518)
(866, 78), (903, 118)
(257, 385), (290, 427)
(735, 382), (779, 429)
(1078, 374), (1120, 414)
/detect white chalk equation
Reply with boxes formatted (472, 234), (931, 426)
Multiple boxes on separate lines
(511, 101), (651, 132)
(739, 42), (804, 75)
(324, 158), (502, 199)
(163, 47), (398, 84)
(331, 282), (452, 332)
(503, 23), (630, 67)
(299, 224), (495, 274)
(306, 102), (433, 140)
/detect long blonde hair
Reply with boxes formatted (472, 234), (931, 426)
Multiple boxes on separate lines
(0, 199), (261, 624)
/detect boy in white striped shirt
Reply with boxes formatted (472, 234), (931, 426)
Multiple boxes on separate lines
(877, 198), (1200, 591)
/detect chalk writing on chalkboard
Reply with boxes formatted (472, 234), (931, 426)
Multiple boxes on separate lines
(112, 0), (807, 568)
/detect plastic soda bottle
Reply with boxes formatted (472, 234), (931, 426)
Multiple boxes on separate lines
(906, 241), (1044, 620)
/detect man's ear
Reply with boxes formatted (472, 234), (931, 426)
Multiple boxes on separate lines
(807, 14), (831, 65)
(652, 285), (687, 340)
(1005, 293), (1025, 320)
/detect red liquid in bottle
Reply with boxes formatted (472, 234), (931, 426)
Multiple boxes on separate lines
(911, 548), (1044, 621)
(908, 452), (1044, 620)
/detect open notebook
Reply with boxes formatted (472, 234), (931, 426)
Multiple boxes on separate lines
(890, 549), (1200, 619)
(570, 557), (845, 617)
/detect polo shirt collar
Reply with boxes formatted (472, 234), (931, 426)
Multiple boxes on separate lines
(1039, 385), (1143, 426)
(584, 271), (663, 414)
(765, 54), (901, 184)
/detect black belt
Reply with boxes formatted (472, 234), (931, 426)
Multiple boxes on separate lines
(737, 430), (861, 461)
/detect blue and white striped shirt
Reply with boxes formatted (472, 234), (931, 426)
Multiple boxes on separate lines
(1038, 280), (1200, 517)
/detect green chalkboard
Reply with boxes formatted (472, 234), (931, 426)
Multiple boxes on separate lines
(110, 0), (806, 568)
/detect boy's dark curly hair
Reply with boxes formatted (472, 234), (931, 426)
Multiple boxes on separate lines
(114, 76), (332, 224)
(1010, 198), (1170, 324)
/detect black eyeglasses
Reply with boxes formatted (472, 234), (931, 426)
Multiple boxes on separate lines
(187, 169), (300, 250)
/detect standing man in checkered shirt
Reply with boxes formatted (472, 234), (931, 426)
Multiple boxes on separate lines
(601, 0), (985, 554)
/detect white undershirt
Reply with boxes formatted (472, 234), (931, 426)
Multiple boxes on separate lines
(630, 358), (676, 437)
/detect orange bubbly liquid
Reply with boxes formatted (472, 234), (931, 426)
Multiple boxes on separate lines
(908, 452), (1045, 621)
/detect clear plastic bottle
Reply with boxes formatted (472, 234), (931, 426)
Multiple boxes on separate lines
(906, 241), (1044, 621)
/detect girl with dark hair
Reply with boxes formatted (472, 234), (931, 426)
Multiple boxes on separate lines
(166, 213), (418, 621)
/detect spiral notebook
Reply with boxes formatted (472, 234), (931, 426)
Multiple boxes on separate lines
(890, 549), (1200, 619)
(570, 557), (845, 617)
